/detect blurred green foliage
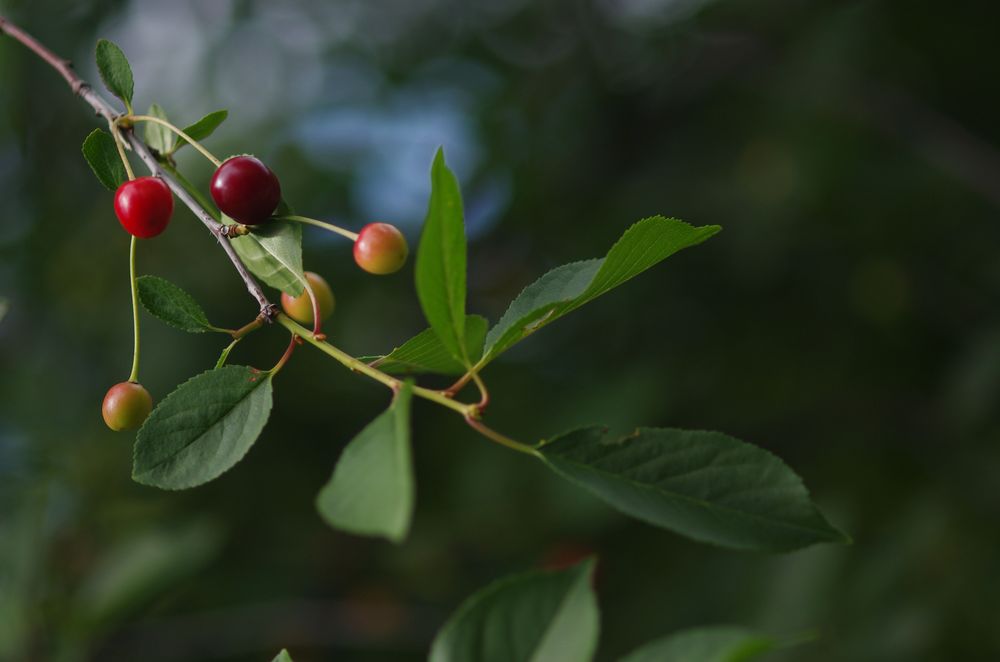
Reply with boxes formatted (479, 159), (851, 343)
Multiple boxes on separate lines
(1, 0), (999, 660)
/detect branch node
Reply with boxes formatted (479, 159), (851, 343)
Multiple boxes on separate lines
(260, 303), (280, 322)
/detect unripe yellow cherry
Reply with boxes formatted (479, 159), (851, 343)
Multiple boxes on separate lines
(281, 271), (335, 325)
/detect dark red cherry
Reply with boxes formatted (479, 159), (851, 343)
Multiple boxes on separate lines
(114, 177), (174, 238)
(210, 155), (281, 225)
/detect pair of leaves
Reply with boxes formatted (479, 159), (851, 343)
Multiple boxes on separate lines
(144, 103), (228, 158)
(538, 427), (847, 552)
(431, 559), (784, 662)
(316, 383), (415, 542)
(391, 149), (719, 374)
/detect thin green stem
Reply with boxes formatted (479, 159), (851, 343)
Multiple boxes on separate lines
(274, 215), (359, 241)
(443, 357), (487, 397)
(163, 163), (220, 221)
(129, 114), (223, 167)
(127, 236), (141, 383)
(465, 417), (540, 457)
(215, 337), (241, 369)
(471, 371), (490, 408)
(268, 337), (298, 375)
(109, 122), (135, 181)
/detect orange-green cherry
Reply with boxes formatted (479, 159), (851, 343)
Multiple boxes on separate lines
(102, 381), (153, 431)
(353, 223), (408, 275)
(281, 271), (335, 325)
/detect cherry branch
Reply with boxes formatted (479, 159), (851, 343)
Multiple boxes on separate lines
(0, 16), (275, 318)
(0, 15), (535, 455)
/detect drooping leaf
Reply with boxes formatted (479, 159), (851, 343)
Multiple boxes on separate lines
(315, 382), (414, 543)
(81, 128), (128, 191)
(173, 109), (228, 152)
(223, 215), (306, 296)
(95, 39), (134, 108)
(415, 148), (469, 365)
(133, 365), (273, 489)
(430, 559), (599, 662)
(483, 217), (721, 364)
(0, 298), (7, 324)
(539, 427), (848, 553)
(143, 103), (174, 156)
(137, 275), (217, 333)
(364, 315), (488, 375)
(271, 650), (294, 662)
(619, 626), (777, 662)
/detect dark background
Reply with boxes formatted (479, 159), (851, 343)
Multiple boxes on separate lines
(2, 0), (999, 660)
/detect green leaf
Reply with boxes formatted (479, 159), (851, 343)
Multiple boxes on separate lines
(137, 275), (216, 333)
(430, 559), (599, 662)
(540, 427), (848, 553)
(365, 315), (488, 375)
(81, 128), (128, 191)
(0, 298), (7, 324)
(619, 626), (776, 662)
(316, 382), (414, 543)
(271, 650), (294, 662)
(483, 217), (721, 364)
(133, 365), (273, 490)
(143, 103), (173, 155)
(173, 110), (228, 152)
(223, 215), (306, 296)
(95, 39), (134, 108)
(415, 148), (469, 365)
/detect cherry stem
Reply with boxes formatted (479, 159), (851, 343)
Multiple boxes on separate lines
(127, 236), (141, 383)
(471, 371), (490, 409)
(269, 336), (298, 375)
(301, 276), (323, 337)
(110, 122), (136, 181)
(273, 215), (359, 242)
(128, 114), (223, 167)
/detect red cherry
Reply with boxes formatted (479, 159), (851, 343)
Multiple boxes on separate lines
(102, 381), (153, 431)
(210, 156), (281, 225)
(114, 177), (174, 238)
(353, 223), (408, 275)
